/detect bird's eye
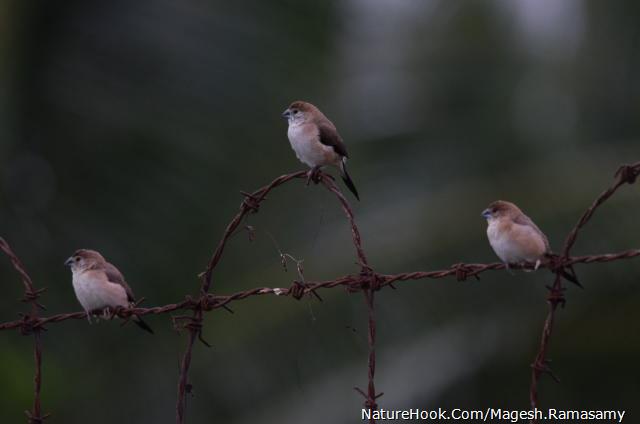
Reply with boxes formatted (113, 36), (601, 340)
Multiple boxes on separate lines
(293, 110), (298, 114)
(75, 257), (80, 262)
(491, 208), (496, 213)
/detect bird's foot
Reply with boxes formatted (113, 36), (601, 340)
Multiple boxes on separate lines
(306, 167), (322, 185)
(85, 311), (92, 324)
(520, 260), (540, 272)
(102, 307), (114, 320)
(504, 263), (515, 275)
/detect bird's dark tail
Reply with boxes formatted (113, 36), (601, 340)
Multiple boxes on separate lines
(133, 316), (154, 334)
(340, 158), (360, 201)
(544, 252), (583, 288)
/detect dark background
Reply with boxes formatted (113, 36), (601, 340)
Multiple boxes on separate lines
(1, 1), (639, 422)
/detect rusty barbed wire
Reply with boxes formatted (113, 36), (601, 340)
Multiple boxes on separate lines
(175, 170), (309, 423)
(1, 248), (638, 332)
(0, 238), (49, 423)
(0, 162), (639, 424)
(529, 160), (640, 423)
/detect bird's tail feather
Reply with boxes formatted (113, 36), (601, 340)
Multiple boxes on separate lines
(133, 315), (154, 334)
(340, 158), (360, 201)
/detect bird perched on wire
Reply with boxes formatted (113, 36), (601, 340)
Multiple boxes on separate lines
(282, 100), (360, 200)
(481, 200), (550, 271)
(65, 249), (153, 333)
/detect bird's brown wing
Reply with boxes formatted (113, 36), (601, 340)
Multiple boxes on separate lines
(104, 262), (136, 302)
(514, 213), (551, 252)
(317, 119), (348, 158)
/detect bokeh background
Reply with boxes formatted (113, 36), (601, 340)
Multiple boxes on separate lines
(1, 0), (639, 422)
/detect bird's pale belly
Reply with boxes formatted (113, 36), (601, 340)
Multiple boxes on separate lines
(288, 125), (337, 167)
(72, 276), (128, 311)
(487, 225), (544, 263)
(73, 277), (106, 311)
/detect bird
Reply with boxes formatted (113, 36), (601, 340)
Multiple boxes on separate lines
(481, 200), (550, 271)
(64, 249), (153, 333)
(282, 100), (360, 200)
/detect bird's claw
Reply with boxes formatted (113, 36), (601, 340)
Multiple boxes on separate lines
(306, 167), (321, 185)
(102, 307), (113, 320)
(504, 263), (515, 275)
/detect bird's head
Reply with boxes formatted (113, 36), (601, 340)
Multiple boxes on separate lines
(64, 249), (106, 272)
(282, 100), (316, 124)
(481, 200), (522, 222)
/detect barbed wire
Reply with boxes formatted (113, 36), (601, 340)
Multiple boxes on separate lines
(529, 161), (640, 422)
(1, 161), (639, 424)
(0, 238), (48, 424)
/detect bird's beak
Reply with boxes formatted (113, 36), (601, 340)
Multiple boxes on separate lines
(64, 257), (74, 266)
(281, 109), (291, 120)
(481, 209), (492, 219)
